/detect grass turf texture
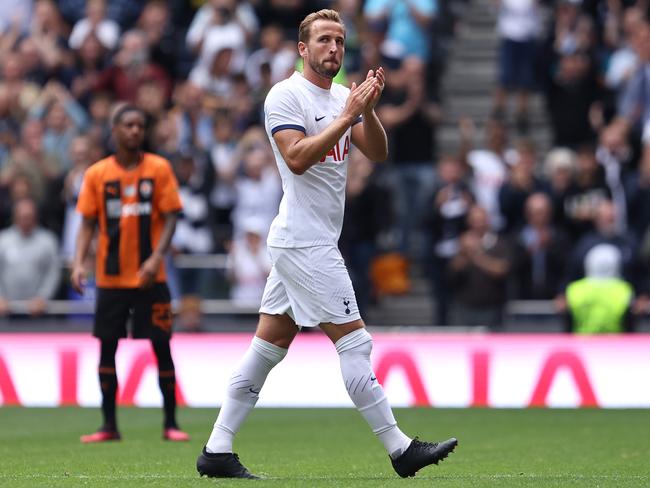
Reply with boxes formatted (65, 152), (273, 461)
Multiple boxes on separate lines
(0, 408), (648, 487)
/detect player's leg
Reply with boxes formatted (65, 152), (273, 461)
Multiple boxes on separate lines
(321, 320), (457, 478)
(80, 338), (121, 443)
(134, 283), (188, 440)
(321, 319), (411, 457)
(206, 312), (296, 453)
(81, 288), (129, 443)
(131, 282), (189, 441)
(98, 339), (119, 431)
(197, 312), (296, 479)
(150, 339), (189, 441)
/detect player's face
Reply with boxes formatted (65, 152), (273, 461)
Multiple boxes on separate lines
(302, 20), (345, 80)
(114, 111), (146, 151)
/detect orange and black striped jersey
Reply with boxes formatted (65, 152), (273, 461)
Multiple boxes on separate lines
(77, 152), (182, 288)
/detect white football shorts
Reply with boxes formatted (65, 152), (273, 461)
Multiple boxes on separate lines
(259, 245), (361, 327)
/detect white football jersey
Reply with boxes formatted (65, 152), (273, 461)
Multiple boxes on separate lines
(264, 71), (360, 248)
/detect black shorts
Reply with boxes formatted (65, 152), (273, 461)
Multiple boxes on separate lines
(94, 283), (173, 340)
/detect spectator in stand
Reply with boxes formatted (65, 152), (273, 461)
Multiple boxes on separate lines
(61, 135), (93, 263)
(136, 0), (184, 79)
(340, 149), (392, 317)
(376, 55), (436, 259)
(253, 0), (312, 40)
(68, 0), (120, 52)
(448, 204), (512, 329)
(57, 0), (144, 30)
(459, 116), (510, 231)
(498, 139), (549, 234)
(186, 0), (257, 76)
(512, 192), (569, 300)
(29, 82), (91, 234)
(85, 91), (112, 156)
(602, 18), (650, 156)
(134, 81), (168, 153)
(363, 0), (437, 63)
(625, 148), (650, 242)
(0, 173), (36, 230)
(150, 113), (180, 162)
(561, 199), (644, 311)
(231, 145), (281, 241)
(245, 24), (296, 93)
(543, 48), (602, 148)
(15, 37), (50, 87)
(227, 216), (271, 306)
(543, 146), (576, 231)
(94, 29), (172, 103)
(208, 110), (239, 250)
(562, 143), (612, 242)
(422, 154), (473, 325)
(189, 37), (237, 104)
(27, 0), (71, 76)
(0, 0), (33, 36)
(61, 31), (109, 108)
(543, 0), (582, 58)
(0, 86), (20, 167)
(229, 73), (259, 131)
(0, 197), (61, 316)
(0, 52), (42, 123)
(173, 81), (213, 153)
(333, 0), (364, 82)
(28, 81), (89, 170)
(171, 150), (215, 331)
(565, 243), (635, 334)
(1, 119), (61, 206)
(603, 6), (644, 102)
(493, 0), (542, 134)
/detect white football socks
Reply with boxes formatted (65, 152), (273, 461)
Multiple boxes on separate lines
(335, 328), (412, 459)
(206, 336), (287, 453)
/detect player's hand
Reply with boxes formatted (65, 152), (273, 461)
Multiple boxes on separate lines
(28, 297), (46, 316)
(0, 298), (9, 316)
(364, 67), (385, 112)
(70, 264), (87, 294)
(138, 254), (162, 288)
(344, 75), (380, 120)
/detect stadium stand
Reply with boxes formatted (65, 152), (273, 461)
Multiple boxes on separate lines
(1, 0), (650, 332)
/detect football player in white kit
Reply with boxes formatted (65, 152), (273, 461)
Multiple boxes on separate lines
(197, 9), (457, 479)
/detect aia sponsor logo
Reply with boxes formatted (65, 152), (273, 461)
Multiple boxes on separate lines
(320, 135), (350, 163)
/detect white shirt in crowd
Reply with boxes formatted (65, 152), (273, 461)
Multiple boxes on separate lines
(497, 0), (540, 42)
(228, 234), (271, 305)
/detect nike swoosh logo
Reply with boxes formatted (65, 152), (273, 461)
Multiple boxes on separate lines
(249, 387), (260, 394)
(315, 115), (326, 121)
(370, 376), (377, 382)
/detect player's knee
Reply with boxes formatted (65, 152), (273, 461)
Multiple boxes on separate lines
(250, 336), (288, 368)
(99, 338), (119, 367)
(334, 328), (372, 357)
(151, 340), (175, 371)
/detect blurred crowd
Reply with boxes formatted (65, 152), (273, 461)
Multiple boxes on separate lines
(0, 0), (463, 328)
(2, 0), (649, 333)
(422, 0), (650, 331)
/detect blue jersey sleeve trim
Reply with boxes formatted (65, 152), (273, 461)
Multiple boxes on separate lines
(271, 124), (306, 135)
(352, 116), (362, 126)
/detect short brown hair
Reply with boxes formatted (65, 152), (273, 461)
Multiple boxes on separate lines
(298, 9), (345, 43)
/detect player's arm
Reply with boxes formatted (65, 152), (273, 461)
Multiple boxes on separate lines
(71, 216), (97, 294)
(274, 76), (380, 175)
(138, 211), (178, 288)
(352, 68), (388, 162)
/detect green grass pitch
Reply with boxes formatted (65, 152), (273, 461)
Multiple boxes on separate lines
(0, 407), (648, 487)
